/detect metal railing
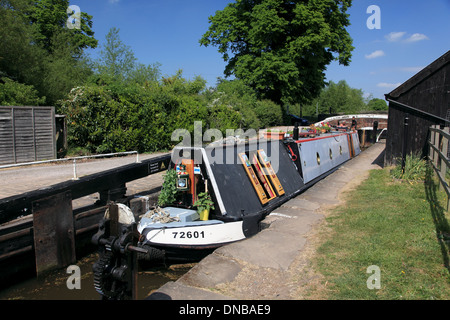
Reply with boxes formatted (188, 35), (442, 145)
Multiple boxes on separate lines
(0, 151), (141, 180)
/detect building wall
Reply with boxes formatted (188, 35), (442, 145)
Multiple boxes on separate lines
(385, 53), (450, 166)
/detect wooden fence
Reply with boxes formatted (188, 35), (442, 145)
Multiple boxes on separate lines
(0, 106), (56, 165)
(428, 125), (450, 209)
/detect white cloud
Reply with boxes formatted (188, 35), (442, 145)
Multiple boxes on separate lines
(377, 82), (402, 89)
(405, 33), (429, 43)
(384, 31), (429, 43)
(385, 32), (406, 42)
(365, 50), (385, 59)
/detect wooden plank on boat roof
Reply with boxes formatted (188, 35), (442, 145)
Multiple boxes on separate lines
(238, 153), (269, 205)
(257, 149), (285, 196)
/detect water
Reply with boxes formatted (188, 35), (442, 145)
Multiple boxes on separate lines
(0, 253), (195, 300)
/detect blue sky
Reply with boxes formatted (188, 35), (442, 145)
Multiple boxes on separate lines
(72, 0), (450, 101)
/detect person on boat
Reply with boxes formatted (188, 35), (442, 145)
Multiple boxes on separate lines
(351, 117), (358, 131)
(337, 121), (347, 131)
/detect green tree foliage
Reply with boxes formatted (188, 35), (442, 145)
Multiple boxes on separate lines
(206, 79), (260, 129)
(0, 0), (47, 91)
(26, 0), (97, 55)
(95, 27), (137, 81)
(320, 80), (365, 114)
(58, 70), (246, 153)
(367, 98), (388, 111)
(128, 62), (162, 85)
(0, 77), (46, 105)
(255, 99), (283, 128)
(205, 78), (284, 129)
(0, 0), (98, 105)
(58, 29), (236, 154)
(42, 31), (95, 104)
(302, 80), (366, 117)
(200, 0), (354, 105)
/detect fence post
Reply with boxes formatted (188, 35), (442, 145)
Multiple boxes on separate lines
(72, 159), (79, 180)
(433, 125), (440, 170)
(401, 114), (409, 173)
(440, 127), (449, 193)
(428, 125), (436, 162)
(372, 121), (378, 144)
(32, 191), (76, 276)
(429, 125), (436, 162)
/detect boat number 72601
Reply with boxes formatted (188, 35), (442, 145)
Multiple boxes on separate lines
(172, 231), (205, 239)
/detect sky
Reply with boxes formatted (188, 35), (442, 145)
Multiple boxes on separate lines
(71, 0), (450, 101)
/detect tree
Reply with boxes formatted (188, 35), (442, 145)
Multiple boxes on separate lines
(0, 0), (98, 104)
(302, 80), (366, 117)
(128, 62), (162, 85)
(42, 31), (94, 104)
(27, 0), (97, 55)
(367, 98), (388, 111)
(207, 79), (261, 129)
(0, 0), (47, 87)
(200, 0), (354, 105)
(96, 27), (137, 80)
(320, 80), (365, 114)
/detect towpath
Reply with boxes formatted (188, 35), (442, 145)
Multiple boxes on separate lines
(147, 141), (387, 300)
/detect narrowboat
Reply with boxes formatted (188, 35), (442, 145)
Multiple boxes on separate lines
(127, 130), (361, 259)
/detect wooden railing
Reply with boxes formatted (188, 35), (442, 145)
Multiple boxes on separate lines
(428, 125), (450, 209)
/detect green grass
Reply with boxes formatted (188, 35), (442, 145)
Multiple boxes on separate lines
(313, 166), (450, 300)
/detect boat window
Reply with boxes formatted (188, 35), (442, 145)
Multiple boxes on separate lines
(329, 149), (333, 160)
(316, 152), (321, 165)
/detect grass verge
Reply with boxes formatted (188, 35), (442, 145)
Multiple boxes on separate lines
(311, 165), (450, 300)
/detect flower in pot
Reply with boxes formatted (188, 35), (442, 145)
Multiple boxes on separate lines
(194, 192), (215, 221)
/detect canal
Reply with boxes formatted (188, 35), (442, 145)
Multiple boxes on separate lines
(0, 253), (195, 300)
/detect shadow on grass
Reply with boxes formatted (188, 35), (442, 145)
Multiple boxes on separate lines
(424, 165), (450, 272)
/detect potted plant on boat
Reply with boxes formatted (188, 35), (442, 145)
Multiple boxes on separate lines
(320, 124), (331, 133)
(157, 169), (178, 207)
(194, 192), (215, 221)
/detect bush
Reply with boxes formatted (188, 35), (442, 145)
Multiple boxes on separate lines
(207, 79), (265, 129)
(254, 99), (283, 128)
(390, 153), (428, 183)
(0, 77), (46, 106)
(58, 74), (244, 154)
(207, 104), (242, 133)
(58, 76), (285, 154)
